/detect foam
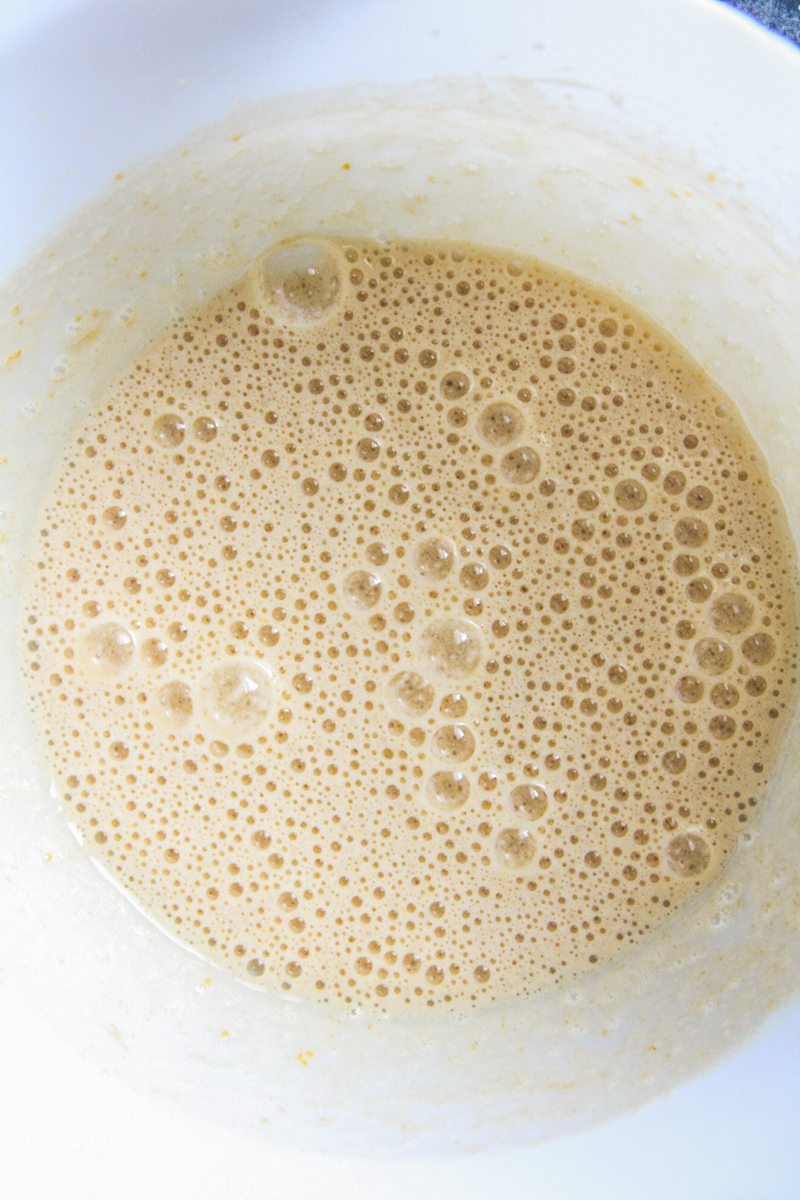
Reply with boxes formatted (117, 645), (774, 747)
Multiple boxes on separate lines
(21, 237), (799, 1011)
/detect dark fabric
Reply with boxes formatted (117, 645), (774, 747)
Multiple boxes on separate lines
(723, 0), (800, 45)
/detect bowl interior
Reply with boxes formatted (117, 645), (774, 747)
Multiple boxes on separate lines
(1, 0), (799, 1160)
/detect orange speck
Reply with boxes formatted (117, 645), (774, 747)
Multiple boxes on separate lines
(341, 162), (351, 171)
(630, 212), (641, 222)
(707, 171), (717, 182)
(73, 327), (101, 349)
(220, 1029), (230, 1039)
(5, 349), (22, 365)
(114, 172), (125, 181)
(629, 176), (645, 188)
(230, 133), (242, 143)
(297, 1049), (314, 1067)
(683, 189), (694, 197)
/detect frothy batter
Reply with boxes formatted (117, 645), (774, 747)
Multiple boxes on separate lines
(21, 238), (799, 1011)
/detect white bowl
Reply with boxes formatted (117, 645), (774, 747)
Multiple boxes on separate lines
(1, 1), (798, 1196)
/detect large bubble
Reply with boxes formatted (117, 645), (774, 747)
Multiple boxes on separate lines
(425, 771), (470, 812)
(200, 659), (273, 733)
(387, 671), (434, 716)
(257, 239), (341, 322)
(419, 617), (483, 680)
(82, 623), (135, 675)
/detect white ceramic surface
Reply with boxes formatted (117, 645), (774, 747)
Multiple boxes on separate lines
(1, 1), (799, 1196)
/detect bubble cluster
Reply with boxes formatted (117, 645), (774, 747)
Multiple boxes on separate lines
(21, 236), (799, 1014)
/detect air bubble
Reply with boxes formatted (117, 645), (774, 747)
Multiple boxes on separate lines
(343, 570), (382, 610)
(711, 593), (754, 634)
(676, 675), (704, 703)
(157, 681), (193, 725)
(509, 784), (547, 821)
(674, 554), (699, 577)
(666, 833), (711, 877)
(686, 485), (713, 510)
(662, 750), (686, 775)
(460, 562), (489, 591)
(494, 828), (536, 870)
(389, 483), (409, 505)
(387, 671), (434, 716)
(414, 537), (456, 581)
(475, 402), (524, 446)
(193, 416), (217, 443)
(675, 518), (708, 548)
(152, 413), (185, 448)
(258, 239), (341, 321)
(82, 623), (134, 675)
(663, 470), (686, 495)
(142, 638), (168, 667)
(488, 545), (511, 570)
(709, 714), (736, 740)
(687, 577), (713, 603)
(440, 693), (467, 718)
(500, 446), (539, 485)
(742, 632), (775, 664)
(710, 682), (739, 708)
(102, 505), (127, 530)
(440, 371), (471, 399)
(432, 724), (476, 763)
(694, 638), (733, 675)
(614, 479), (647, 510)
(200, 660), (273, 733)
(357, 437), (381, 462)
(419, 618), (483, 679)
(425, 771), (470, 811)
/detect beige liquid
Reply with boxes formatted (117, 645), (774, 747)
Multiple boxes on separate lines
(21, 238), (799, 1012)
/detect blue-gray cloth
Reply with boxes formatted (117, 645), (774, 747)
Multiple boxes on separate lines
(724, 0), (800, 44)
